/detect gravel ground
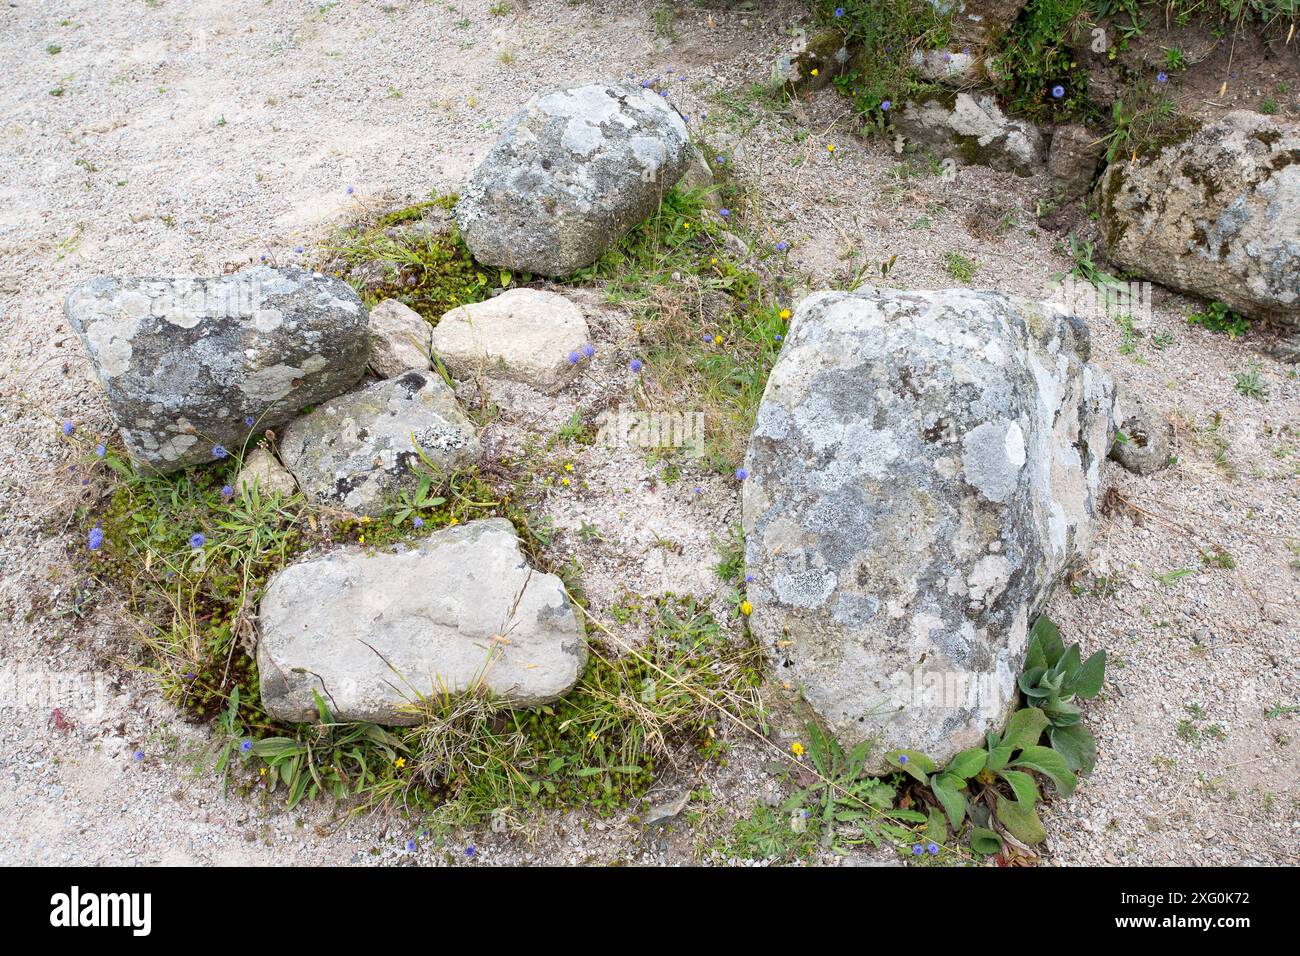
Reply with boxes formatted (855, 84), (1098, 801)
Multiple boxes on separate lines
(1, 0), (1296, 866)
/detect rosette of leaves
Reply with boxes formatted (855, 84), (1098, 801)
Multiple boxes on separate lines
(886, 706), (1078, 850)
(1019, 616), (1106, 774)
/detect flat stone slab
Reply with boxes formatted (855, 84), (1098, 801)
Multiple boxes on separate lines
(431, 288), (590, 394)
(257, 518), (587, 722)
(64, 266), (368, 472)
(278, 370), (481, 516)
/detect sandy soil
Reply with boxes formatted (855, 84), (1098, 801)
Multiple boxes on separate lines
(1, 0), (1296, 866)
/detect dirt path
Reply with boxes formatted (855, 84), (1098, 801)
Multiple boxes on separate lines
(1, 0), (1295, 866)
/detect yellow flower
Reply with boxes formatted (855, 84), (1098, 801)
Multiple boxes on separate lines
(710, 257), (718, 265)
(713, 334), (723, 345)
(683, 222), (692, 230)
(779, 308), (791, 320)
(587, 730), (598, 742)
(564, 462), (574, 473)
(395, 757), (406, 769)
(259, 767), (268, 777)
(449, 517), (459, 525)
(810, 68), (819, 76)
(359, 534), (366, 544)
(561, 477), (571, 487)
(826, 143), (836, 153)
(740, 600), (753, 616)
(792, 741), (805, 757)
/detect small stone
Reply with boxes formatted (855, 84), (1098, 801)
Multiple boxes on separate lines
(257, 518), (586, 722)
(455, 82), (692, 277)
(1047, 123), (1104, 199)
(368, 299), (432, 377)
(235, 446), (298, 498)
(278, 370), (481, 516)
(1109, 390), (1172, 476)
(430, 289), (591, 394)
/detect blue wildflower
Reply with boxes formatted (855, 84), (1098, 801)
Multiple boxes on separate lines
(294, 245), (304, 254)
(582, 343), (595, 358)
(1051, 85), (1065, 99)
(774, 333), (783, 342)
(189, 532), (206, 549)
(62, 421), (75, 436)
(898, 754), (909, 764)
(464, 844), (476, 858)
(406, 839), (418, 853)
(881, 100), (891, 111)
(912, 844), (924, 856)
(240, 739), (253, 754)
(95, 443), (106, 458)
(413, 517), (424, 528)
(927, 842), (939, 856)
(211, 445), (228, 459)
(346, 186), (355, 194)
(244, 415), (255, 427)
(221, 485), (234, 499)
(835, 6), (844, 16)
(567, 351), (580, 365)
(133, 750), (145, 762)
(775, 241), (789, 252)
(719, 207), (730, 218)
(629, 358), (643, 373)
(88, 526), (104, 551)
(1156, 71), (1168, 84)
(734, 467), (748, 480)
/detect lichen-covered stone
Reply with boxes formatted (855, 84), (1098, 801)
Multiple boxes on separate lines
(939, 0), (1027, 44)
(430, 288), (590, 394)
(742, 287), (1115, 769)
(1097, 111), (1300, 325)
(892, 92), (1044, 176)
(278, 370), (481, 516)
(257, 518), (587, 723)
(63, 267), (368, 473)
(368, 298), (432, 377)
(455, 82), (692, 278)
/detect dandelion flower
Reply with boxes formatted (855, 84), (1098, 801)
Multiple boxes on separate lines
(791, 741), (804, 756)
(713, 334), (723, 345)
(810, 68), (819, 77)
(563, 462), (574, 473)
(561, 477), (571, 487)
(779, 308), (791, 320)
(826, 143), (835, 153)
(395, 757), (406, 769)
(740, 600), (753, 616)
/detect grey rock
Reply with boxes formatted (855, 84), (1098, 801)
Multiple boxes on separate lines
(235, 446), (298, 498)
(1109, 390), (1172, 475)
(430, 288), (590, 394)
(742, 287), (1115, 770)
(891, 92), (1044, 176)
(1098, 111), (1300, 324)
(679, 145), (722, 210)
(278, 370), (481, 516)
(1048, 123), (1104, 199)
(455, 82), (692, 278)
(257, 518), (586, 723)
(938, 0), (1027, 44)
(368, 299), (432, 377)
(64, 266), (368, 473)
(908, 48), (987, 87)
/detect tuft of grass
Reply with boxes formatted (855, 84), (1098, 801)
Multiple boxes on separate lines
(944, 251), (979, 283)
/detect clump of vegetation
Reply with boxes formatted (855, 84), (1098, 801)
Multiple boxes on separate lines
(323, 194), (506, 321)
(1188, 300), (1251, 338)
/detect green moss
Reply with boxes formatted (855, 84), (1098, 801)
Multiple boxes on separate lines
(323, 192), (507, 322)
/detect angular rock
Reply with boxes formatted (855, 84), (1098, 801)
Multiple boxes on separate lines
(1098, 111), (1299, 325)
(236, 446), (298, 498)
(941, 0), (1028, 45)
(455, 82), (692, 278)
(742, 287), (1115, 770)
(1047, 123), (1104, 199)
(892, 92), (1044, 176)
(368, 299), (432, 377)
(430, 289), (590, 394)
(257, 518), (587, 723)
(678, 145), (723, 210)
(1109, 390), (1172, 476)
(278, 370), (481, 516)
(64, 267), (369, 473)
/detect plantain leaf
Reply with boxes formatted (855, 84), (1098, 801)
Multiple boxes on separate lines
(1002, 707), (1050, 752)
(947, 747), (988, 780)
(1073, 650), (1107, 699)
(970, 827), (1004, 855)
(997, 768), (1040, 806)
(930, 772), (968, 829)
(1049, 724), (1097, 775)
(1011, 745), (1078, 798)
(1028, 615), (1064, 668)
(996, 795), (1046, 845)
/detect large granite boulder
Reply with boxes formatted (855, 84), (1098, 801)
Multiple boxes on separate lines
(1097, 111), (1300, 325)
(430, 288), (591, 394)
(64, 267), (368, 473)
(455, 82), (693, 277)
(278, 370), (481, 516)
(742, 288), (1115, 770)
(257, 518), (587, 722)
